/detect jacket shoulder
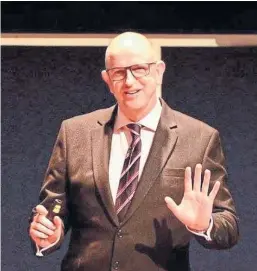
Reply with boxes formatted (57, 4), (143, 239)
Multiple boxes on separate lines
(62, 106), (114, 130)
(172, 109), (218, 136)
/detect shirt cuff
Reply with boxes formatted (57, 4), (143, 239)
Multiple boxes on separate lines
(186, 216), (213, 242)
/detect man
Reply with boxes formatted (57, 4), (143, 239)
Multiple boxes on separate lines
(29, 32), (239, 271)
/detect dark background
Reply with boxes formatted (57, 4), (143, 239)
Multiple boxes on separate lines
(1, 2), (257, 271)
(1, 1), (257, 33)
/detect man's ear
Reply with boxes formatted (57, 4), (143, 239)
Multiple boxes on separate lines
(156, 61), (166, 85)
(101, 70), (113, 93)
(101, 70), (109, 84)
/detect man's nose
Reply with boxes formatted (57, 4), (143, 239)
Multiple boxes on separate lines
(125, 69), (136, 85)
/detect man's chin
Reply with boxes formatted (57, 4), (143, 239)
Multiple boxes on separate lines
(124, 100), (144, 111)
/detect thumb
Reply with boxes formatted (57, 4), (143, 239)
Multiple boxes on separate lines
(165, 196), (179, 217)
(35, 204), (48, 216)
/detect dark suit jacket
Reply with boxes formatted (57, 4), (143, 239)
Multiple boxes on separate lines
(34, 99), (239, 271)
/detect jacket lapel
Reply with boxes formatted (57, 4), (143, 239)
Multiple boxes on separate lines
(91, 105), (119, 227)
(121, 101), (178, 224)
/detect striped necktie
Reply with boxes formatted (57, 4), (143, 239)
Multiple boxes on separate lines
(115, 123), (142, 221)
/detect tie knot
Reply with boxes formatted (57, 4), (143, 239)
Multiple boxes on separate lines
(127, 123), (141, 139)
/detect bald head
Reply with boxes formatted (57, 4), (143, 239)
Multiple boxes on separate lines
(101, 32), (166, 121)
(105, 32), (156, 68)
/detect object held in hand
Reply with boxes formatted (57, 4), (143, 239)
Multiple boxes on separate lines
(46, 199), (62, 222)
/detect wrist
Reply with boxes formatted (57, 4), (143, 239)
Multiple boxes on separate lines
(187, 218), (212, 232)
(187, 226), (208, 233)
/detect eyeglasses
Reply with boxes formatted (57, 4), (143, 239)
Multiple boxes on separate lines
(106, 62), (156, 81)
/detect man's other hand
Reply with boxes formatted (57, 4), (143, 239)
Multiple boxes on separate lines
(165, 164), (220, 231)
(29, 204), (63, 248)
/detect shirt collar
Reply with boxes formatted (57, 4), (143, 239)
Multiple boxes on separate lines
(114, 99), (162, 132)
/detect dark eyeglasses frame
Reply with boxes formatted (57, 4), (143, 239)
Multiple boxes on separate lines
(106, 62), (157, 81)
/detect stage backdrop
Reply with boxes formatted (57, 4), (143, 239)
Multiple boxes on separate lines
(2, 46), (257, 271)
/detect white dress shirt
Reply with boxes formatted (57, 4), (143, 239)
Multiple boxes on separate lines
(109, 99), (162, 204)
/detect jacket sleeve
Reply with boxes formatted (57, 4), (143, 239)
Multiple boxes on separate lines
(195, 129), (240, 249)
(29, 121), (70, 256)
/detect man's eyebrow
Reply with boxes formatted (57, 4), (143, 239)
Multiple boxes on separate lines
(107, 66), (126, 71)
(107, 63), (147, 71)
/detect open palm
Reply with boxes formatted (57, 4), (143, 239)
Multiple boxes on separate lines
(165, 164), (220, 231)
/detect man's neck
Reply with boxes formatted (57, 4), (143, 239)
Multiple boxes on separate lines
(115, 98), (162, 132)
(121, 99), (159, 122)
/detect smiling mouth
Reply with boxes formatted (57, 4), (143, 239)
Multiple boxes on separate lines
(125, 89), (141, 95)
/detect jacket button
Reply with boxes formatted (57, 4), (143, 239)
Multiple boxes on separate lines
(117, 229), (123, 238)
(113, 261), (119, 270)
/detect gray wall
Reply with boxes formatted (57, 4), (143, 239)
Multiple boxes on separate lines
(2, 46), (257, 271)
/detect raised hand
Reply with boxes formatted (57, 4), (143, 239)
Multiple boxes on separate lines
(29, 204), (63, 248)
(165, 164), (220, 231)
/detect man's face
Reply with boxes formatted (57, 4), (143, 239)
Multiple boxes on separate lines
(102, 47), (165, 121)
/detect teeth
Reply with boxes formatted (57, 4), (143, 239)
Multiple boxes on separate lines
(127, 90), (139, 94)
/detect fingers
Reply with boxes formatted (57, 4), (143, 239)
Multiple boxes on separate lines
(29, 204), (64, 248)
(191, 164), (220, 200)
(34, 205), (56, 230)
(31, 220), (55, 237)
(30, 204), (58, 241)
(202, 169), (211, 194)
(165, 196), (179, 217)
(34, 213), (56, 231)
(30, 226), (49, 239)
(30, 213), (56, 241)
(193, 164), (202, 192)
(184, 167), (192, 193)
(209, 181), (221, 201)
(35, 204), (48, 216)
(185, 164), (214, 196)
(32, 231), (49, 240)
(53, 216), (63, 229)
